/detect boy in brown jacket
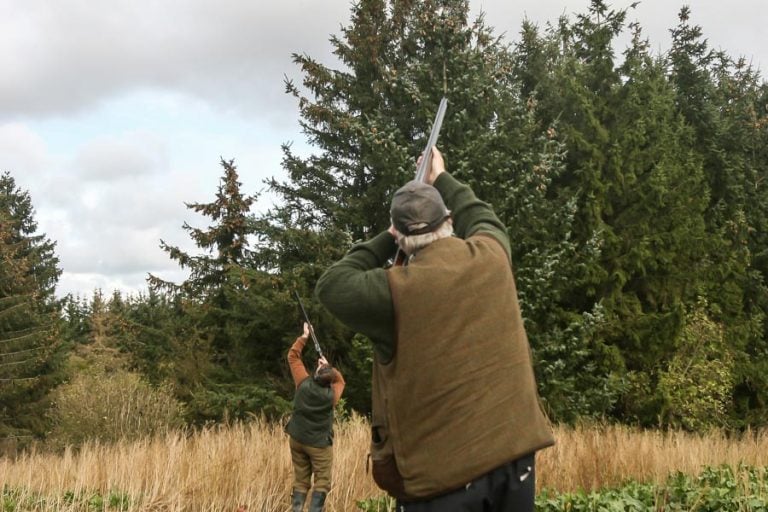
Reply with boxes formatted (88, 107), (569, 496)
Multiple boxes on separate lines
(285, 322), (345, 512)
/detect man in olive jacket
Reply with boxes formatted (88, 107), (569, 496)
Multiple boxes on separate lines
(286, 322), (345, 512)
(315, 147), (554, 511)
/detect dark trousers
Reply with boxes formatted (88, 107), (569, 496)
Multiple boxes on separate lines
(396, 453), (535, 512)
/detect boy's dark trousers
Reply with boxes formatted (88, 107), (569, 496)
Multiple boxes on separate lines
(396, 453), (536, 512)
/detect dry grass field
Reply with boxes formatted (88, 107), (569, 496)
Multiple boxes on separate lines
(1, 414), (767, 511)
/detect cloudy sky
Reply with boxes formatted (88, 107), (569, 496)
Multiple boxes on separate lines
(2, 1), (766, 298)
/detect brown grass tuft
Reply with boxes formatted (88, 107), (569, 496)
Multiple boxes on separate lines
(538, 423), (768, 492)
(1, 416), (767, 511)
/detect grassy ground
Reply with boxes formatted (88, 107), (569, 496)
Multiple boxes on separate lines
(1, 414), (767, 511)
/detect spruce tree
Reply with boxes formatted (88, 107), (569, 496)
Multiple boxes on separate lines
(606, 25), (709, 422)
(148, 158), (257, 364)
(511, 1), (715, 424)
(669, 7), (768, 426)
(0, 172), (63, 440)
(149, 159), (291, 422)
(149, 158), (256, 297)
(253, 0), (613, 417)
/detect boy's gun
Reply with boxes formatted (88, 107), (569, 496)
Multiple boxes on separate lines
(294, 291), (324, 359)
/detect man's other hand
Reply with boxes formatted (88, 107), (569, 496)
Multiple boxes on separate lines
(427, 146), (446, 185)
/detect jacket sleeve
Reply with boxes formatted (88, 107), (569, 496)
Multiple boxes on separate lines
(287, 335), (310, 388)
(433, 172), (512, 260)
(315, 230), (397, 361)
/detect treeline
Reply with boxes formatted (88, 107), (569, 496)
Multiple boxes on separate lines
(2, 0), (767, 446)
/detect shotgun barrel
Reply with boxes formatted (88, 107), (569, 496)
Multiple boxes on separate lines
(294, 291), (324, 359)
(414, 97), (448, 183)
(392, 97), (448, 266)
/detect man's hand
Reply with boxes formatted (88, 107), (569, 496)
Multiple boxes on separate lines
(318, 356), (329, 369)
(416, 146), (446, 185)
(302, 322), (310, 339)
(427, 146), (446, 185)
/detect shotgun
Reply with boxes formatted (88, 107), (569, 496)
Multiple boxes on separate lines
(414, 97), (448, 183)
(393, 97), (448, 265)
(294, 291), (324, 359)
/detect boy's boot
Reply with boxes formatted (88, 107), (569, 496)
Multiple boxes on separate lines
(308, 491), (327, 512)
(291, 489), (307, 512)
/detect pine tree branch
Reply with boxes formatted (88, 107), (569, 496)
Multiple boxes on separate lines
(0, 330), (40, 345)
(0, 300), (31, 320)
(0, 346), (43, 358)
(0, 357), (35, 368)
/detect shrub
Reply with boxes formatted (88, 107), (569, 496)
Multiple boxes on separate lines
(537, 464), (768, 511)
(357, 496), (395, 511)
(658, 299), (734, 432)
(183, 383), (291, 424)
(47, 368), (184, 447)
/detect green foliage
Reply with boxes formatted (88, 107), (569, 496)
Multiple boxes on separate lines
(511, 1), (716, 425)
(2, 487), (131, 511)
(331, 396), (351, 424)
(109, 290), (212, 394)
(537, 464), (768, 511)
(29, 0), (768, 431)
(356, 495), (395, 511)
(668, 7), (768, 428)
(144, 159), (302, 424)
(47, 364), (184, 447)
(659, 300), (734, 432)
(339, 334), (375, 414)
(533, 304), (626, 422)
(0, 172), (64, 440)
(184, 382), (291, 424)
(503, 129), (622, 421)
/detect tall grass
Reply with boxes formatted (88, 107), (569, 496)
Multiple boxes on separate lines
(538, 422), (768, 492)
(1, 415), (767, 511)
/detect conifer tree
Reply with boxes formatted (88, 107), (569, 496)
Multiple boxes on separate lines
(149, 159), (291, 421)
(511, 1), (714, 424)
(149, 158), (256, 297)
(669, 7), (768, 426)
(0, 172), (63, 439)
(708, 57), (768, 426)
(606, 25), (710, 421)
(148, 157), (257, 362)
(254, 0), (612, 417)
(60, 294), (90, 344)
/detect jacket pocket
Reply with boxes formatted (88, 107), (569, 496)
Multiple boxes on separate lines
(370, 422), (407, 499)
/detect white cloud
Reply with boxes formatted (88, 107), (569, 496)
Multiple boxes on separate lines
(0, 123), (50, 177)
(3, 0), (766, 126)
(72, 131), (168, 182)
(473, 0), (767, 70)
(60, 223), (183, 274)
(2, 0), (767, 301)
(57, 268), (189, 299)
(0, 0), (350, 123)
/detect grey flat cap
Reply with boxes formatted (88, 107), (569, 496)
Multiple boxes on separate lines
(390, 180), (450, 236)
